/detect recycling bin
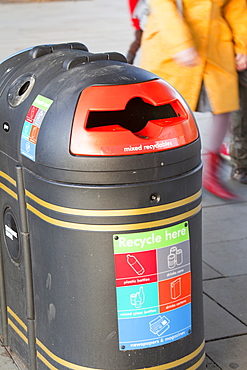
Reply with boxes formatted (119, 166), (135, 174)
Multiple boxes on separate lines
(0, 42), (205, 370)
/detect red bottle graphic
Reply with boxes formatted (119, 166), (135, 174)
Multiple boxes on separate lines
(127, 254), (145, 275)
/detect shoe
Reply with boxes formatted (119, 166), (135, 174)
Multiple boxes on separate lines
(203, 152), (240, 200)
(231, 168), (247, 184)
(220, 142), (230, 161)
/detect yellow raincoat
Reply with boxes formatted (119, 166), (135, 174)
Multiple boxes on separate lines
(140, 0), (247, 114)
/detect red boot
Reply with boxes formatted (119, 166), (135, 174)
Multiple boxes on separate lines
(203, 152), (240, 200)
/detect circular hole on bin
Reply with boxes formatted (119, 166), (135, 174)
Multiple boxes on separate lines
(150, 193), (160, 205)
(7, 74), (35, 107)
(3, 122), (10, 132)
(18, 81), (30, 96)
(3, 207), (22, 266)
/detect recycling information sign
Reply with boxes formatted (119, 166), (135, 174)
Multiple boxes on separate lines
(113, 222), (192, 350)
(20, 95), (53, 161)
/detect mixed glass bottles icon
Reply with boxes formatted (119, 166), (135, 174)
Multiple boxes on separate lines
(130, 286), (145, 308)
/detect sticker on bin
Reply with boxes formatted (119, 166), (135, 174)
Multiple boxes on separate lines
(20, 94), (53, 161)
(70, 79), (199, 156)
(113, 222), (192, 350)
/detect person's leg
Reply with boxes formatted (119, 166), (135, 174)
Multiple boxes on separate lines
(203, 112), (239, 199)
(126, 29), (143, 64)
(229, 82), (247, 183)
(208, 113), (231, 153)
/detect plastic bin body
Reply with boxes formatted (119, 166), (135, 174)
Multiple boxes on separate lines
(0, 43), (205, 370)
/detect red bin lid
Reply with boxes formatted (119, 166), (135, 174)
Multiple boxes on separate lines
(70, 79), (198, 156)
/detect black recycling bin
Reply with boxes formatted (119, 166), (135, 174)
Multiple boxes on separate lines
(0, 43), (205, 370)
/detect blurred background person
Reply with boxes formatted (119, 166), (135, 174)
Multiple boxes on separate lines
(126, 0), (149, 64)
(140, 0), (247, 200)
(229, 70), (247, 183)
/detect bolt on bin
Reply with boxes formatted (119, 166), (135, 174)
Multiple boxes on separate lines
(0, 42), (205, 370)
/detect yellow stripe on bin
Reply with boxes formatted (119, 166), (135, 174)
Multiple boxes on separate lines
(37, 352), (59, 370)
(187, 353), (205, 370)
(26, 203), (201, 231)
(7, 318), (28, 344)
(39, 338), (206, 370)
(147, 346), (205, 370)
(0, 171), (17, 186)
(7, 306), (27, 331)
(37, 338), (100, 370)
(0, 171), (17, 199)
(0, 170), (202, 220)
(36, 337), (205, 370)
(7, 306), (205, 370)
(0, 182), (18, 200)
(25, 189), (202, 217)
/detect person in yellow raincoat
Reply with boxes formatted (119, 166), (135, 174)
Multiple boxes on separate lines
(140, 0), (247, 199)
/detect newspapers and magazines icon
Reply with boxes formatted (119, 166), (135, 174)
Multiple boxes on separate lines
(149, 315), (170, 336)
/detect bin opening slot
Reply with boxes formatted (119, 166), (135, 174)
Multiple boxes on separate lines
(86, 97), (178, 133)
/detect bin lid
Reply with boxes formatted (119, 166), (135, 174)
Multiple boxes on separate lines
(70, 79), (198, 156)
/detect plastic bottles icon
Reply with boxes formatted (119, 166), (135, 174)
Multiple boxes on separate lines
(127, 254), (145, 275)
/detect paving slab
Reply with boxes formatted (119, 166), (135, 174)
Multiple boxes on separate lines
(203, 262), (223, 281)
(202, 238), (247, 277)
(205, 356), (221, 370)
(204, 276), (247, 326)
(206, 335), (247, 370)
(202, 202), (247, 244)
(201, 188), (229, 207)
(0, 345), (20, 369)
(203, 294), (247, 341)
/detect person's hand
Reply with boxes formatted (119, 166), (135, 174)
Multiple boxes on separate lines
(173, 47), (200, 67)
(235, 53), (247, 71)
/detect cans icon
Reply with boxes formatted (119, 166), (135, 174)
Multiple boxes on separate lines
(167, 247), (183, 269)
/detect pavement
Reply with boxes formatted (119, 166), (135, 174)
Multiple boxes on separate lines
(0, 1), (247, 369)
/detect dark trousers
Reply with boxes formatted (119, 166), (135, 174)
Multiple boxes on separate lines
(230, 79), (247, 169)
